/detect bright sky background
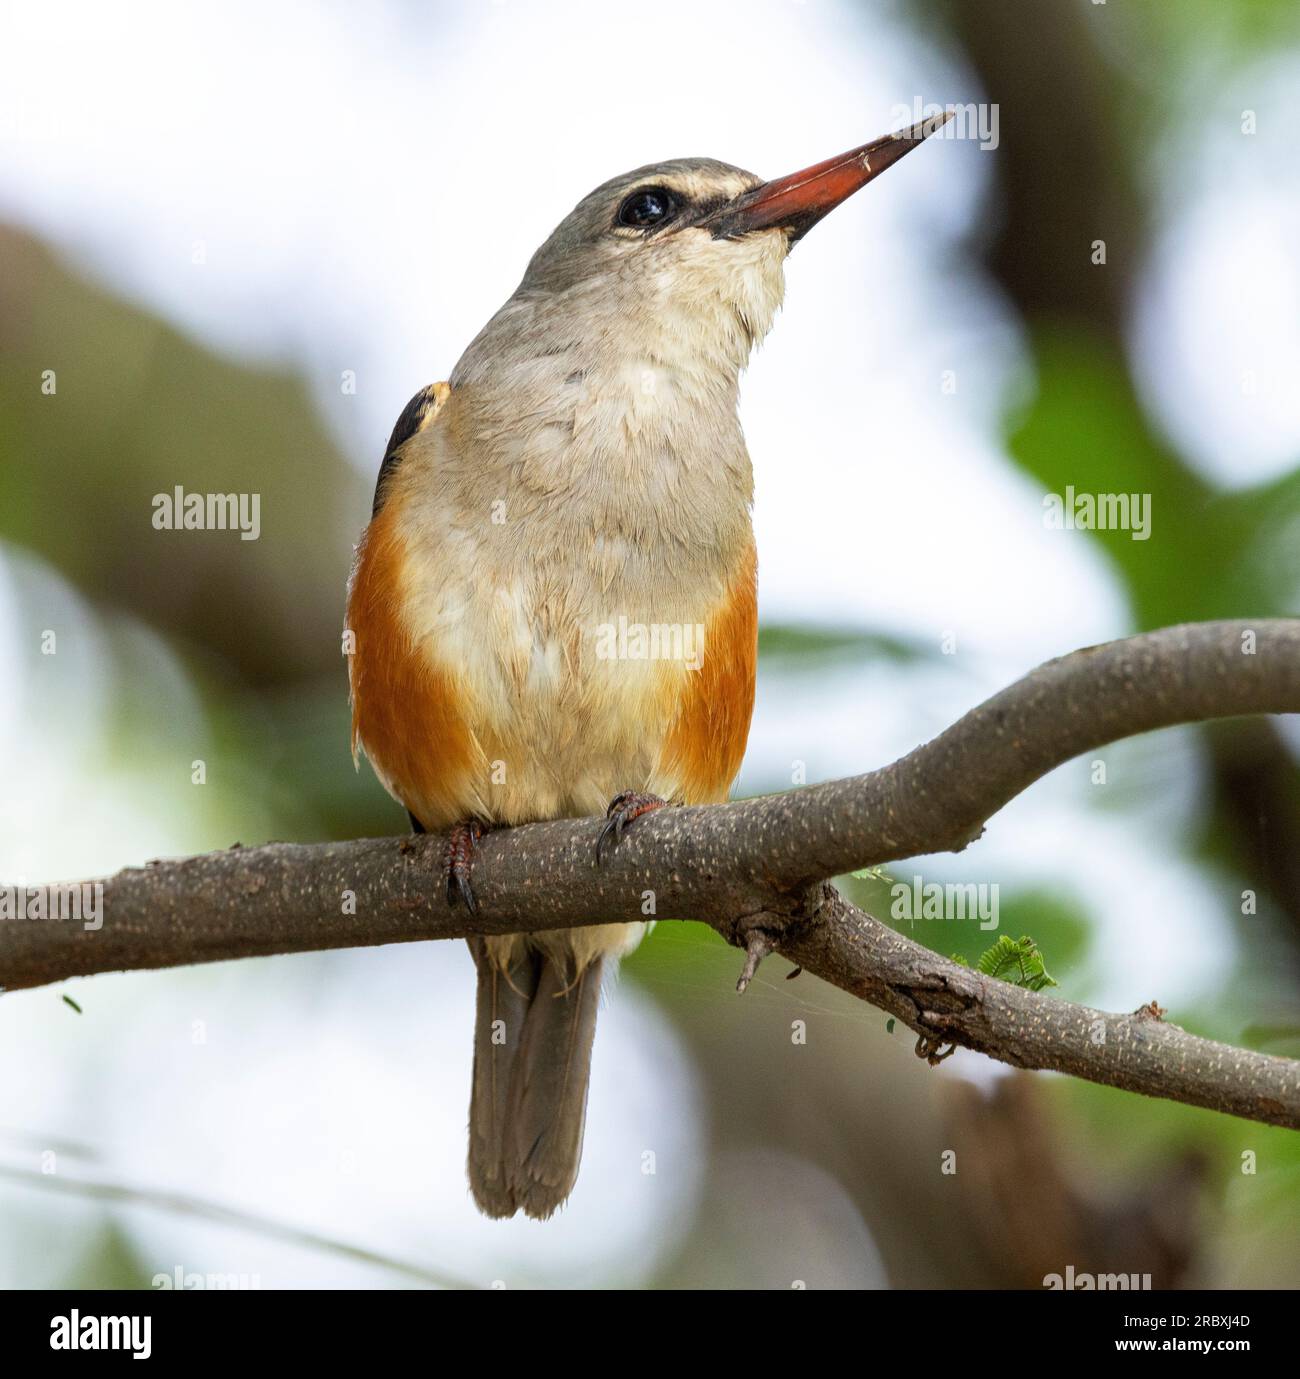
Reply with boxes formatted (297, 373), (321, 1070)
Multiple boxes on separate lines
(1, 0), (1297, 1286)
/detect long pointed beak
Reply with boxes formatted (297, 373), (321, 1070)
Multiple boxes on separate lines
(705, 110), (952, 243)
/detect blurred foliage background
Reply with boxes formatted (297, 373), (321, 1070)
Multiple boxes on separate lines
(1, 0), (1298, 1288)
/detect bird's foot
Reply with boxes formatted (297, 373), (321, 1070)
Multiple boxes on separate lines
(596, 790), (667, 865)
(445, 819), (487, 913)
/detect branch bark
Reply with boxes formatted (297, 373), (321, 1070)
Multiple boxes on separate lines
(4, 620), (1299, 1126)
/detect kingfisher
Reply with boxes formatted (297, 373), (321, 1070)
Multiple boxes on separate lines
(346, 113), (949, 1218)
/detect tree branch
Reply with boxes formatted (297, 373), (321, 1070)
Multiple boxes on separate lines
(4, 620), (1299, 1126)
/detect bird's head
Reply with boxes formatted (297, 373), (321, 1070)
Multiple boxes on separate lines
(510, 114), (951, 371)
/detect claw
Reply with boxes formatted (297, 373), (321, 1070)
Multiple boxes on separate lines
(595, 790), (667, 866)
(448, 867), (479, 915)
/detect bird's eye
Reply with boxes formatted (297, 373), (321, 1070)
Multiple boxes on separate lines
(617, 187), (678, 229)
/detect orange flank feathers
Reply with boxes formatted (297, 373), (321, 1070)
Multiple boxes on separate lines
(346, 498), (477, 830)
(658, 542), (758, 805)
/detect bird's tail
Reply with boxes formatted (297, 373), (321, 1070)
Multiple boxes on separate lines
(467, 937), (603, 1220)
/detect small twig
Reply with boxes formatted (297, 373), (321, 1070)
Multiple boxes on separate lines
(0, 1161), (474, 1290)
(735, 928), (774, 994)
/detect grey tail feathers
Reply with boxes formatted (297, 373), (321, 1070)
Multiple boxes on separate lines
(467, 938), (604, 1220)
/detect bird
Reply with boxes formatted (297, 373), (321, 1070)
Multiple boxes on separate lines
(345, 113), (949, 1220)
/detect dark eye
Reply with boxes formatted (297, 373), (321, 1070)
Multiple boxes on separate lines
(617, 186), (678, 229)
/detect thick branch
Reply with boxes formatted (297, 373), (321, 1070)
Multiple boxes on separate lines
(3, 620), (1299, 1127)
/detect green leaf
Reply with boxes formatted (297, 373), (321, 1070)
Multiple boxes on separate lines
(62, 994), (83, 1014)
(975, 935), (1058, 992)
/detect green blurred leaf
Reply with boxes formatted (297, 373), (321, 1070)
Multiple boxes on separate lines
(758, 624), (934, 668)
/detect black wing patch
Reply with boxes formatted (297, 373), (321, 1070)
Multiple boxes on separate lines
(372, 382), (448, 516)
